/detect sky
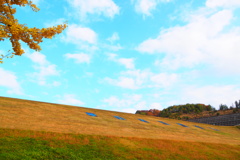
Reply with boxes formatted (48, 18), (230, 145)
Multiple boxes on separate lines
(1, 0), (240, 113)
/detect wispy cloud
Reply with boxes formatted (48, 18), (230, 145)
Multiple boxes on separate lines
(64, 24), (97, 44)
(137, 9), (240, 74)
(102, 94), (163, 113)
(104, 69), (178, 89)
(26, 52), (60, 86)
(107, 32), (120, 43)
(57, 94), (84, 106)
(0, 68), (23, 95)
(65, 53), (91, 64)
(66, 0), (120, 20)
(132, 0), (172, 17)
(107, 53), (135, 69)
(206, 0), (240, 8)
(176, 85), (240, 109)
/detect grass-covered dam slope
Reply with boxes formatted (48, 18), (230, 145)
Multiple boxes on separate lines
(0, 128), (239, 160)
(0, 96), (240, 159)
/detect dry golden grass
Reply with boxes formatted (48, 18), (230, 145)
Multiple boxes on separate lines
(0, 96), (240, 145)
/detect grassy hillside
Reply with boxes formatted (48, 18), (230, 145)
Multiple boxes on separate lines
(1, 128), (240, 160)
(0, 96), (240, 159)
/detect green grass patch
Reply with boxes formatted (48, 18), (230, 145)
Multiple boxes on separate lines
(0, 128), (240, 160)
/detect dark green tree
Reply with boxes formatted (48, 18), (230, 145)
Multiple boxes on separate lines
(235, 101), (239, 108)
(219, 104), (228, 110)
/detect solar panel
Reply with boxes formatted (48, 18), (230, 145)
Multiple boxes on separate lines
(86, 112), (97, 117)
(138, 119), (149, 123)
(176, 123), (188, 127)
(194, 125), (204, 129)
(209, 127), (219, 131)
(114, 116), (125, 120)
(158, 121), (169, 125)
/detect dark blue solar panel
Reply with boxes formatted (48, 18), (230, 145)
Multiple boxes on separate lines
(138, 119), (149, 123)
(176, 123), (188, 127)
(86, 112), (97, 117)
(194, 125), (204, 129)
(158, 121), (169, 125)
(209, 127), (219, 131)
(114, 116), (125, 120)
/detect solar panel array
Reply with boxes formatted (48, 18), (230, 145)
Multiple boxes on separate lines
(83, 112), (220, 131)
(114, 116), (125, 120)
(138, 119), (149, 123)
(176, 123), (188, 127)
(158, 121), (169, 125)
(194, 125), (204, 129)
(86, 112), (97, 117)
(209, 127), (220, 131)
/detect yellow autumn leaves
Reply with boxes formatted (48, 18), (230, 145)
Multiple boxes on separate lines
(0, 0), (67, 63)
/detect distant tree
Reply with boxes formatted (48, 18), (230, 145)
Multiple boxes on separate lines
(140, 112), (147, 115)
(212, 107), (217, 112)
(205, 105), (212, 111)
(135, 111), (140, 114)
(234, 100), (240, 109)
(151, 109), (160, 116)
(146, 111), (154, 116)
(219, 104), (228, 110)
(182, 116), (189, 120)
(235, 101), (239, 109)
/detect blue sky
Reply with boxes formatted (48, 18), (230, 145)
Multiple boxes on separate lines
(1, 0), (240, 113)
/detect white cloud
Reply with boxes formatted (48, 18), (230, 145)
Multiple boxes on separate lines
(118, 58), (135, 69)
(67, 0), (120, 19)
(26, 52), (60, 85)
(103, 94), (145, 112)
(104, 69), (178, 89)
(150, 102), (162, 109)
(104, 70), (149, 89)
(105, 77), (137, 89)
(52, 81), (61, 87)
(107, 53), (135, 69)
(64, 24), (97, 44)
(132, 0), (171, 17)
(102, 94), (163, 113)
(178, 85), (240, 109)
(57, 94), (84, 106)
(104, 32), (122, 51)
(103, 43), (123, 51)
(206, 0), (240, 8)
(0, 68), (22, 95)
(134, 0), (157, 16)
(26, 51), (48, 65)
(103, 94), (142, 108)
(107, 32), (120, 43)
(137, 9), (240, 73)
(150, 73), (178, 88)
(65, 53), (91, 64)
(103, 69), (149, 89)
(121, 108), (137, 113)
